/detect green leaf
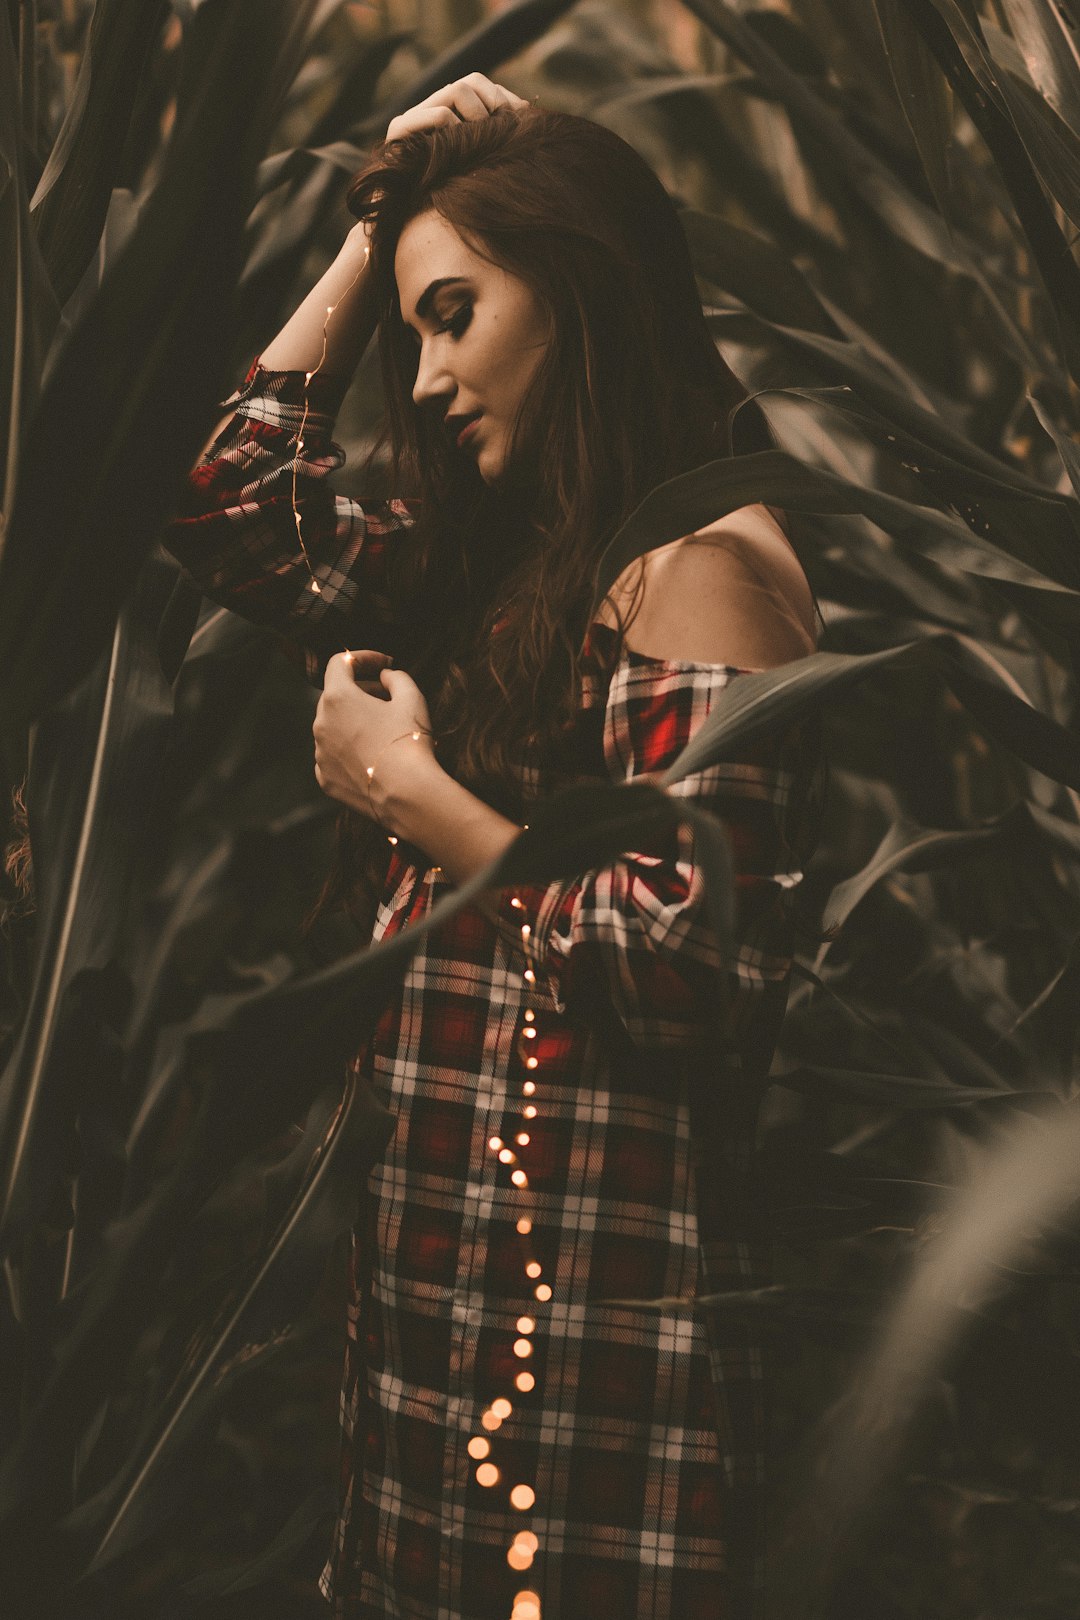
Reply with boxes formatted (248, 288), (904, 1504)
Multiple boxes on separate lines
(997, 0), (1080, 132)
(775, 1100), (1080, 1591)
(997, 57), (1080, 228)
(29, 0), (171, 309)
(680, 206), (839, 335)
(773, 1061), (1018, 1109)
(0, 557), (180, 1247)
(681, 0), (1046, 374)
(359, 0), (584, 130)
(178, 1483), (334, 1598)
(772, 380), (1069, 508)
(71, 1069), (388, 1574)
(873, 0), (955, 220)
(0, 0), (318, 725)
(255, 136), (372, 196)
(0, 5), (57, 522)
(752, 383), (1080, 588)
(708, 305), (1047, 469)
(898, 0), (1080, 383)
(1030, 392), (1080, 501)
(596, 1282), (885, 1328)
(821, 814), (1004, 934)
(658, 636), (1080, 792)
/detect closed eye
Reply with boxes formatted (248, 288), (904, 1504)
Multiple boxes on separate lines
(436, 305), (472, 339)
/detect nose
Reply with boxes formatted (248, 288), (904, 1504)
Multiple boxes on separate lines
(412, 337), (454, 410)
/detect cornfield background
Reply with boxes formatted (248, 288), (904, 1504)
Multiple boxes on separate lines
(3, 0), (1080, 1615)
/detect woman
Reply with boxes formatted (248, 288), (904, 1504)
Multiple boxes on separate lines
(166, 76), (817, 1620)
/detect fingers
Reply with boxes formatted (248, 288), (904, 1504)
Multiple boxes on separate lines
(385, 75), (531, 144)
(385, 103), (459, 142)
(378, 666), (412, 695)
(344, 649), (394, 670)
(323, 648), (392, 692)
(442, 82), (491, 122)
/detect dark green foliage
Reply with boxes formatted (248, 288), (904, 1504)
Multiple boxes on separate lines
(2, 0), (1080, 1615)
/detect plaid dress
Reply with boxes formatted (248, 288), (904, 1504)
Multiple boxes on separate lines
(166, 363), (808, 1620)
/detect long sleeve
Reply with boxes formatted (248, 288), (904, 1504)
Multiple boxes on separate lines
(499, 647), (805, 1052)
(162, 359), (418, 677)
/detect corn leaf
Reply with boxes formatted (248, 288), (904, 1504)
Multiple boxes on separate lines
(29, 0), (171, 309)
(0, 0), (317, 725)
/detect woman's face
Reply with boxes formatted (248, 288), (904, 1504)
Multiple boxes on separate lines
(394, 209), (551, 485)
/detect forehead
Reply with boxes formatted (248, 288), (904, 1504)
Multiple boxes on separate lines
(394, 210), (491, 317)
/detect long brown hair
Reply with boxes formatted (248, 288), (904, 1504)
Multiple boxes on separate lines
(306, 106), (774, 936)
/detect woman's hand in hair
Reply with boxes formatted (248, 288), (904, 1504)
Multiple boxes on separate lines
(385, 74), (529, 144)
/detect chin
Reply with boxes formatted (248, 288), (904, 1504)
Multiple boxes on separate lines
(474, 434), (511, 487)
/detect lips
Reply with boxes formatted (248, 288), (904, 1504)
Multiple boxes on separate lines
(444, 410), (482, 450)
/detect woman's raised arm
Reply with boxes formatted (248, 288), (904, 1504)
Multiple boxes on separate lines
(161, 220), (412, 679)
(194, 222), (376, 465)
(165, 75), (529, 678)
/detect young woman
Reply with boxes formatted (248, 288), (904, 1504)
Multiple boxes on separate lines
(166, 76), (817, 1620)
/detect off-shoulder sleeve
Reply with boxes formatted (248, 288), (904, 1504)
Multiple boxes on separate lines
(497, 652), (805, 1052)
(162, 359), (416, 676)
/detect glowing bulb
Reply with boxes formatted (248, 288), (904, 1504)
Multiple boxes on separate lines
(499, 1149), (515, 1165)
(511, 1170), (528, 1188)
(515, 1370), (536, 1392)
(517, 1316), (535, 1334)
(491, 1398), (513, 1420)
(513, 1338), (533, 1358)
(510, 1486), (536, 1512)
(512, 1602), (541, 1620)
(524, 1106), (537, 1119)
(467, 1436), (490, 1460)
(525, 1261), (542, 1279)
(526, 1057), (539, 1070)
(508, 1545), (534, 1571)
(524, 970), (536, 984)
(304, 370), (315, 383)
(534, 1284), (552, 1302)
(516, 1217), (532, 1235)
(521, 924), (531, 940)
(523, 1081), (536, 1096)
(296, 438), (305, 451)
(516, 1132), (530, 1146)
(482, 1410), (502, 1432)
(524, 1010), (535, 1022)
(511, 897), (524, 909)
(523, 1028), (537, 1039)
(387, 835), (398, 845)
(489, 1137), (503, 1152)
(476, 1463), (500, 1487)
(310, 579), (322, 594)
(514, 1532), (539, 1554)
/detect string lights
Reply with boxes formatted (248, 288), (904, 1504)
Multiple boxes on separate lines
(293, 246), (544, 1619)
(467, 893), (548, 1616)
(290, 243), (371, 594)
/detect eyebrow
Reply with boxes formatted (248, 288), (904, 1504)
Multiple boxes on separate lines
(407, 276), (470, 329)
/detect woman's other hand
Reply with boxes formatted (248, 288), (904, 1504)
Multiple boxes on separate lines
(313, 651), (439, 824)
(384, 75), (529, 145)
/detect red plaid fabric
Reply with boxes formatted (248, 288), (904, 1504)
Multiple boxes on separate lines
(164, 364), (809, 1620)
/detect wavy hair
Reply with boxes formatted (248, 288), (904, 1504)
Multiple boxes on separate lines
(303, 104), (778, 938)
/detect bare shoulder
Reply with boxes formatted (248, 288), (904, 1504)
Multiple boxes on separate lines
(597, 504), (817, 668)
